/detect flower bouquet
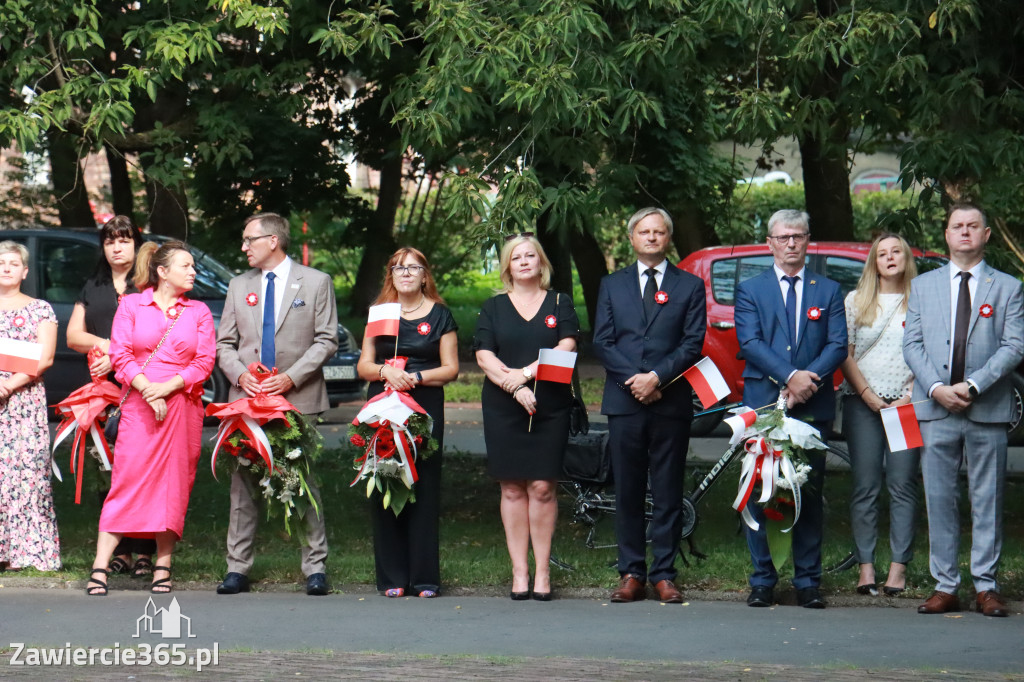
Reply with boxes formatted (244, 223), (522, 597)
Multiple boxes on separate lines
(207, 363), (324, 537)
(349, 358), (438, 516)
(730, 394), (827, 570)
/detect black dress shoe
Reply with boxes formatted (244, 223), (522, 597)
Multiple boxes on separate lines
(306, 573), (329, 596)
(216, 572), (250, 595)
(797, 587), (826, 609)
(747, 586), (774, 607)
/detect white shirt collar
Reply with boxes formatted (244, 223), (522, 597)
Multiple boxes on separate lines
(950, 260), (984, 281)
(637, 259), (668, 276)
(773, 264), (806, 282)
(264, 255), (292, 283)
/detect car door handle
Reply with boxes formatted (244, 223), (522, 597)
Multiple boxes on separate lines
(711, 321), (735, 329)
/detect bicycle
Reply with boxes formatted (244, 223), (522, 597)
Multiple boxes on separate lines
(558, 402), (856, 572)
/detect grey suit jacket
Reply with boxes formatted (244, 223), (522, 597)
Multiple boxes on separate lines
(903, 262), (1024, 423)
(216, 260), (339, 414)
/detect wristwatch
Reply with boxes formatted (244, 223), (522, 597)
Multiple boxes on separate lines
(522, 365), (533, 380)
(968, 383), (979, 398)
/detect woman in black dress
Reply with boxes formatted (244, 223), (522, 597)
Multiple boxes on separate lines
(357, 247), (459, 598)
(474, 234), (579, 601)
(66, 216), (155, 577)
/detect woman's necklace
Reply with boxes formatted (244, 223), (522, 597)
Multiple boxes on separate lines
(511, 288), (544, 309)
(401, 296), (425, 314)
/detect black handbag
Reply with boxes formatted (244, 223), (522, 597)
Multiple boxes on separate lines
(563, 428), (611, 485)
(554, 292), (589, 436)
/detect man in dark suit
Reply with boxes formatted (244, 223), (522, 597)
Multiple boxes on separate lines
(903, 204), (1024, 617)
(734, 209), (847, 609)
(593, 207), (706, 603)
(214, 213), (339, 597)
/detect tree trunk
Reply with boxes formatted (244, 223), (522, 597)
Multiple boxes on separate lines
(47, 130), (95, 227)
(105, 145), (134, 220)
(535, 211), (573, 297)
(349, 152), (402, 315)
(799, 134), (854, 241)
(569, 219), (608, 334)
(669, 199), (719, 259)
(140, 152), (189, 239)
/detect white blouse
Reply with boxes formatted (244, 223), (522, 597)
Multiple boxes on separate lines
(843, 292), (914, 400)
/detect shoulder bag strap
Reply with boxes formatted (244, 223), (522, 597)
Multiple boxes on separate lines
(113, 312), (182, 411)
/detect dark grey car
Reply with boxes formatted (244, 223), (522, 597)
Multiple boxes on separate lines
(3, 228), (362, 407)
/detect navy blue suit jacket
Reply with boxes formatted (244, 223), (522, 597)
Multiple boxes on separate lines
(734, 267), (847, 422)
(593, 263), (706, 417)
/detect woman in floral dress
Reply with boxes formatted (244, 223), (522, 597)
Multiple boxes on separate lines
(0, 241), (60, 572)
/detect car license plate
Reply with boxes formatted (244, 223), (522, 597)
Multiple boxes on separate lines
(323, 365), (356, 381)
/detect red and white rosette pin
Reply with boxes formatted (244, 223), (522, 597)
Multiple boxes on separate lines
(417, 322), (431, 335)
(544, 315), (557, 328)
(12, 315), (25, 328)
(655, 291), (668, 305)
(806, 306), (821, 321)
(246, 292), (259, 306)
(979, 303), (993, 318)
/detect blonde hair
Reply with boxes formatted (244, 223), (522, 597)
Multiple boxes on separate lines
(134, 240), (190, 290)
(498, 235), (552, 292)
(852, 232), (918, 327)
(0, 240), (29, 264)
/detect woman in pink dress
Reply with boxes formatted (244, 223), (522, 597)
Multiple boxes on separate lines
(87, 241), (215, 595)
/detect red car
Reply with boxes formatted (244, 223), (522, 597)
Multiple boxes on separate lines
(678, 241), (1024, 444)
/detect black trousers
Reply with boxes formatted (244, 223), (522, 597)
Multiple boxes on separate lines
(608, 410), (691, 584)
(370, 451), (443, 592)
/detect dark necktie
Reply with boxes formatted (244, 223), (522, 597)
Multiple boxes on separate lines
(950, 271), (971, 384)
(261, 272), (276, 368)
(783, 275), (800, 348)
(643, 268), (658, 318)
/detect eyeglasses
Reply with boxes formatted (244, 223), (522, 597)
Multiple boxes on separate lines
(242, 235), (273, 247)
(392, 265), (426, 275)
(768, 233), (810, 245)
(503, 232), (535, 242)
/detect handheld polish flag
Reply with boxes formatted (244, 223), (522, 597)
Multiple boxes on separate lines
(365, 303), (402, 338)
(683, 357), (730, 409)
(723, 406), (758, 445)
(0, 337), (42, 376)
(536, 349), (577, 384)
(880, 403), (923, 452)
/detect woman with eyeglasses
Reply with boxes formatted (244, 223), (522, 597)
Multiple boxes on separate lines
(473, 233), (580, 601)
(357, 247), (459, 598)
(839, 232), (919, 597)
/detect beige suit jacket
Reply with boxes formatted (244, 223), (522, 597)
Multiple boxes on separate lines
(216, 260), (339, 414)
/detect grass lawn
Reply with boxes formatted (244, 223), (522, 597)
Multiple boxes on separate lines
(27, 448), (1024, 599)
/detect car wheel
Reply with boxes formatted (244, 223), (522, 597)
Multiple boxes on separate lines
(1009, 371), (1024, 446)
(690, 391), (724, 437)
(203, 367), (230, 406)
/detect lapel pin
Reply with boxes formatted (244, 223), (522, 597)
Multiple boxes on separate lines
(809, 280), (816, 285)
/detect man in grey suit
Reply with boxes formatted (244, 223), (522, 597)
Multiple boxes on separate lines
(215, 212), (339, 596)
(903, 203), (1024, 617)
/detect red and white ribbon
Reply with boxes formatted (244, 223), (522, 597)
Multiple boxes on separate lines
(732, 435), (802, 532)
(50, 376), (121, 504)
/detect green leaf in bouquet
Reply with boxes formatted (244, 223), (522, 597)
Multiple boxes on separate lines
(766, 509), (795, 572)
(366, 476), (375, 498)
(383, 487), (392, 509)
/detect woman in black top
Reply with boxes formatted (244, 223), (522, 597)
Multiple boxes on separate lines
(474, 234), (579, 601)
(66, 215), (155, 576)
(357, 247), (459, 598)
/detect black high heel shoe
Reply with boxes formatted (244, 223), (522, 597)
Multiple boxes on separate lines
(510, 590), (530, 601)
(882, 585), (905, 596)
(856, 584), (878, 596)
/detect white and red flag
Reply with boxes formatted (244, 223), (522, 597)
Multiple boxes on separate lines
(536, 349), (577, 384)
(880, 403), (923, 452)
(365, 303), (401, 338)
(724, 406), (758, 445)
(683, 356), (730, 409)
(0, 337), (42, 376)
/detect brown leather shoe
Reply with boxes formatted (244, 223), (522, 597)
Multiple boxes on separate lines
(610, 574), (646, 603)
(653, 579), (684, 603)
(976, 590), (1009, 617)
(918, 590), (960, 614)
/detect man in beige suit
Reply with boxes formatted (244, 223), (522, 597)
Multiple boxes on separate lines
(215, 212), (339, 596)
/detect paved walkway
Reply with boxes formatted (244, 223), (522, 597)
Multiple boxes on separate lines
(2, 588), (1022, 680)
